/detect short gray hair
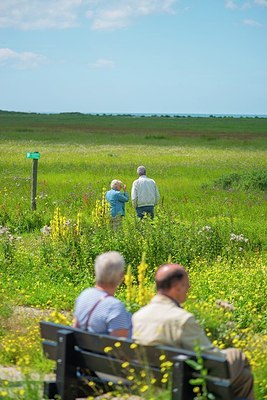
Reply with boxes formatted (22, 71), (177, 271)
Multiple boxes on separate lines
(137, 165), (146, 176)
(110, 179), (122, 189)
(95, 251), (125, 286)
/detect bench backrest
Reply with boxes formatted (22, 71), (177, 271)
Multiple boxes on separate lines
(40, 321), (233, 400)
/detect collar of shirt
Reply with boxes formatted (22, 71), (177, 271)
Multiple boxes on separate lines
(151, 293), (181, 308)
(94, 286), (109, 295)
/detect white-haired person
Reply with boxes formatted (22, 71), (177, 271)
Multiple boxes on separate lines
(131, 166), (160, 219)
(73, 251), (131, 338)
(106, 179), (129, 229)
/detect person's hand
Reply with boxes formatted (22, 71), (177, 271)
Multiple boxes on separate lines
(123, 184), (127, 191)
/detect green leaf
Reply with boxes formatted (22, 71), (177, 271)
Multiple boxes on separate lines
(189, 378), (204, 385)
(186, 359), (202, 370)
(207, 393), (216, 400)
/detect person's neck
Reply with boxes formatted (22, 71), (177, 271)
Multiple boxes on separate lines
(157, 291), (180, 307)
(95, 284), (116, 296)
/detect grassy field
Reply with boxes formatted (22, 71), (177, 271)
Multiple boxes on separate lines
(1, 110), (267, 146)
(0, 111), (267, 399)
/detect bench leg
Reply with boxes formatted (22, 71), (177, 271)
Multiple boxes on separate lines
(44, 381), (58, 399)
(172, 354), (194, 400)
(56, 329), (77, 400)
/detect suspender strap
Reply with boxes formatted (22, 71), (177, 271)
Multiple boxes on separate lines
(84, 293), (110, 331)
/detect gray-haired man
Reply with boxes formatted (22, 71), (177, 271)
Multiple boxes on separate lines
(131, 165), (160, 219)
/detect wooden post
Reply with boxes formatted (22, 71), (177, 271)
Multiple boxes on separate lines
(56, 329), (77, 400)
(31, 158), (38, 211)
(27, 151), (40, 211)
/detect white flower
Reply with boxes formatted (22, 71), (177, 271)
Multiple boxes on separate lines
(40, 225), (52, 235)
(0, 226), (9, 235)
(230, 233), (249, 243)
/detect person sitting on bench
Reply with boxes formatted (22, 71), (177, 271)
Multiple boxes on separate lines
(73, 251), (131, 338)
(132, 263), (254, 400)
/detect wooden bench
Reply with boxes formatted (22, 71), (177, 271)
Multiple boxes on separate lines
(40, 321), (234, 400)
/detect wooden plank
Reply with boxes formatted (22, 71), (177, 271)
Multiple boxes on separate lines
(42, 341), (57, 360)
(75, 349), (164, 382)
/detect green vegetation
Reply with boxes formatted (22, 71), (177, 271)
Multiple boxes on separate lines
(0, 111), (267, 399)
(212, 170), (267, 191)
(1, 110), (267, 147)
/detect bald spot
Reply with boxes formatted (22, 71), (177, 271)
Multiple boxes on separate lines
(156, 264), (187, 283)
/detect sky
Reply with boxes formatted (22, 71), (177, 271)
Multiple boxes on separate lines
(0, 0), (267, 115)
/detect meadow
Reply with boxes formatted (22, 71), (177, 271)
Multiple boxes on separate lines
(0, 111), (267, 399)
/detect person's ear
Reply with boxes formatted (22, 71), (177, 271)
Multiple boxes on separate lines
(119, 273), (125, 284)
(172, 280), (181, 292)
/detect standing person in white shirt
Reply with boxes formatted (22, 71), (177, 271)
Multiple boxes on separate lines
(131, 165), (160, 219)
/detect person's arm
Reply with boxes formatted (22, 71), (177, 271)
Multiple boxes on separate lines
(72, 316), (79, 328)
(117, 191), (129, 202)
(131, 181), (138, 208)
(109, 328), (129, 338)
(73, 298), (80, 328)
(179, 316), (220, 354)
(155, 183), (160, 205)
(107, 302), (132, 339)
(105, 190), (110, 202)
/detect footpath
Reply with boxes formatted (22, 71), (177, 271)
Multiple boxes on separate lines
(0, 364), (142, 399)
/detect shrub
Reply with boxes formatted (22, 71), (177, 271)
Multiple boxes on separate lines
(213, 170), (267, 192)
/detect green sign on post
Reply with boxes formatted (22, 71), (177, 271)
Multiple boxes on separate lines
(26, 151), (41, 210)
(26, 152), (40, 160)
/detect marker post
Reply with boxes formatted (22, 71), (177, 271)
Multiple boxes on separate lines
(26, 152), (40, 211)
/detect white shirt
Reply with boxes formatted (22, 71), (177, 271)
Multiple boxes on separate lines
(131, 175), (160, 208)
(132, 294), (220, 354)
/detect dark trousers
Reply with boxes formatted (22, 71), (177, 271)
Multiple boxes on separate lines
(223, 348), (254, 400)
(136, 205), (154, 219)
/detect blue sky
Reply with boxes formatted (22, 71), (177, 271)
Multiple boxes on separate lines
(0, 0), (266, 115)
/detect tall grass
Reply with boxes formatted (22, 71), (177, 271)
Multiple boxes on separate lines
(0, 112), (267, 399)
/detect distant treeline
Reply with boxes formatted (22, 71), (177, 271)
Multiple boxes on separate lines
(0, 109), (266, 119)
